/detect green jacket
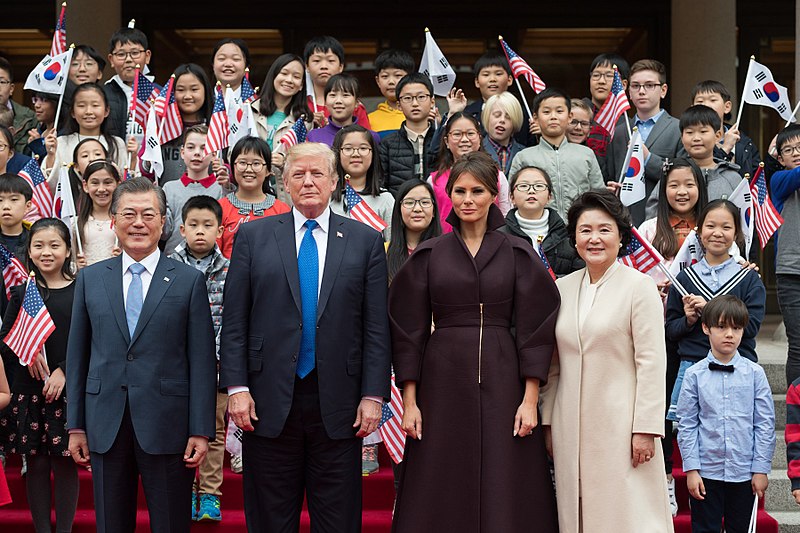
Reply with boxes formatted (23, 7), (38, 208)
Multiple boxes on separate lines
(10, 100), (36, 153)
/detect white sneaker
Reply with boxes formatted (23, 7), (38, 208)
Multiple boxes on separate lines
(667, 476), (678, 517)
(231, 454), (243, 474)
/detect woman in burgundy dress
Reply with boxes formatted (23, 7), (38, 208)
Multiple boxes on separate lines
(389, 151), (560, 532)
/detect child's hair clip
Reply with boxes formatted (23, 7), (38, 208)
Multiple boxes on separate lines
(661, 158), (674, 177)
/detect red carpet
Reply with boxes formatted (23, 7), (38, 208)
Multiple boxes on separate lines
(0, 441), (779, 532)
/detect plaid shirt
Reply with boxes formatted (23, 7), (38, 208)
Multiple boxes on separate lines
(486, 136), (511, 172)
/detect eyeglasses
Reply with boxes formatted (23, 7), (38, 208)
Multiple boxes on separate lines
(71, 58), (98, 68)
(780, 144), (800, 156)
(235, 160), (266, 172)
(0, 80), (11, 86)
(590, 72), (615, 81)
(398, 94), (432, 104)
(111, 49), (146, 60)
(401, 198), (433, 210)
(115, 210), (159, 223)
(0, 144), (8, 152)
(569, 120), (591, 129)
(629, 82), (663, 93)
(449, 130), (479, 141)
(514, 182), (549, 193)
(340, 146), (372, 157)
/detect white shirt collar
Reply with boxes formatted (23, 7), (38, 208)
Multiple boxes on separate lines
(122, 248), (161, 275)
(292, 207), (331, 235)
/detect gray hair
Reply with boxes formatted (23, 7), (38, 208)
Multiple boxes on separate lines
(110, 176), (167, 216)
(282, 142), (337, 181)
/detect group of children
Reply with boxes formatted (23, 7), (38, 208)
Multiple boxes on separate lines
(0, 24), (799, 533)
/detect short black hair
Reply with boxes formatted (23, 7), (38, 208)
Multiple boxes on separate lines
(212, 38), (251, 68)
(679, 104), (722, 133)
(73, 44), (107, 71)
(303, 36), (345, 64)
(182, 195), (222, 225)
(473, 52), (511, 78)
(0, 173), (33, 201)
(567, 189), (632, 256)
(374, 49), (414, 75)
(0, 57), (13, 81)
(108, 28), (148, 53)
(111, 176), (166, 216)
(533, 87), (571, 115)
(396, 73), (433, 99)
(590, 53), (630, 81)
(777, 125), (800, 154)
(691, 80), (732, 103)
(702, 294), (749, 329)
(324, 74), (359, 99)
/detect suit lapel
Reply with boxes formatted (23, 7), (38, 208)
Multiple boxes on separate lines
(276, 216), (301, 312)
(317, 215), (346, 321)
(130, 255), (175, 346)
(103, 256), (130, 345)
(644, 112), (672, 149)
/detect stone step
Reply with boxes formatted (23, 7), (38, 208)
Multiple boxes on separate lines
(777, 394), (787, 430)
(768, 470), (799, 512)
(776, 430), (788, 469)
(769, 511), (800, 532)
(765, 361), (788, 394)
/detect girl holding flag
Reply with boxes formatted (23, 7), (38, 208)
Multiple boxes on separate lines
(499, 165), (583, 277)
(329, 125), (394, 242)
(0, 218), (77, 533)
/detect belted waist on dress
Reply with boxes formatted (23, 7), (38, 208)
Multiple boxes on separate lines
(432, 303), (510, 329)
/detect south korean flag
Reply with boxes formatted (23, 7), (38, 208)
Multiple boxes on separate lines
(742, 58), (796, 123)
(141, 106), (163, 180)
(618, 129), (646, 206)
(419, 28), (456, 96)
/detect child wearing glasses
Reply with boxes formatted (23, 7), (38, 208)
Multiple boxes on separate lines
(509, 88), (604, 223)
(566, 99), (593, 146)
(604, 59), (682, 225)
(162, 125), (231, 254)
(498, 166), (583, 277)
(103, 27), (153, 139)
(378, 73), (438, 197)
(330, 125), (394, 242)
(217, 137), (290, 258)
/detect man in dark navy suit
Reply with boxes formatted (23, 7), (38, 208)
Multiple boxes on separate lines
(67, 177), (217, 533)
(221, 142), (391, 532)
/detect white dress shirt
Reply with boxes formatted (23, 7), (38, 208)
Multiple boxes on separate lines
(292, 207), (330, 296)
(122, 248), (161, 307)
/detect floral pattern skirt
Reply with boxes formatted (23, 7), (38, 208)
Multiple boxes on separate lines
(0, 392), (70, 457)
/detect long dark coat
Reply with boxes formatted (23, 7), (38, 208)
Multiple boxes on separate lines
(388, 205), (560, 533)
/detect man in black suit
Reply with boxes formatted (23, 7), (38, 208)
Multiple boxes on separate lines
(67, 177), (217, 532)
(220, 142), (391, 532)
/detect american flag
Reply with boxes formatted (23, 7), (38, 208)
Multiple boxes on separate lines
(18, 158), (54, 218)
(619, 226), (664, 274)
(204, 86), (230, 155)
(594, 67), (631, 140)
(50, 3), (67, 57)
(279, 118), (308, 148)
(0, 243), (27, 299)
(241, 73), (257, 104)
(131, 69), (161, 130)
(157, 76), (183, 144)
(749, 164), (783, 247)
(3, 276), (56, 367)
(378, 375), (405, 464)
(536, 236), (556, 281)
(499, 39), (546, 94)
(344, 181), (387, 232)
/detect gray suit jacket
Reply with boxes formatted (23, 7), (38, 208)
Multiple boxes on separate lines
(603, 111), (683, 225)
(66, 254), (217, 455)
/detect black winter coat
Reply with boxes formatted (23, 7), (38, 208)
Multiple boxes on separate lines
(378, 121), (438, 197)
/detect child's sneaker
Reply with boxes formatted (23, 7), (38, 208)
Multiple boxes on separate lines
(191, 491), (199, 521)
(231, 453), (243, 474)
(197, 493), (221, 522)
(361, 444), (379, 476)
(667, 476), (678, 517)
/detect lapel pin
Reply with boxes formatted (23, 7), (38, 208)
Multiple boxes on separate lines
(336, 231), (343, 238)
(163, 276), (170, 282)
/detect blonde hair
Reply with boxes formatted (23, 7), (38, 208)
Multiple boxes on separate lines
(282, 142), (337, 181)
(481, 92), (523, 134)
(570, 98), (593, 119)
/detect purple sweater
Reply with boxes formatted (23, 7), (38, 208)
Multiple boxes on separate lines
(306, 118), (381, 148)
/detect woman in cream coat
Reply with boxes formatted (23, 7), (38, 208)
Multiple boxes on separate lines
(541, 190), (673, 533)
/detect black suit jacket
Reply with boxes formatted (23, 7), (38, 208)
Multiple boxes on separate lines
(220, 211), (391, 439)
(66, 254), (217, 454)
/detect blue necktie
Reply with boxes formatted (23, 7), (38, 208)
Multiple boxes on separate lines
(126, 262), (146, 336)
(297, 220), (319, 378)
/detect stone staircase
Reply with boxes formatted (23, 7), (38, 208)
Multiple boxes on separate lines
(754, 318), (800, 531)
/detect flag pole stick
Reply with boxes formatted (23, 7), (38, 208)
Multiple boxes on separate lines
(734, 56), (755, 128)
(785, 99), (800, 128)
(498, 36), (533, 119)
(71, 215), (83, 256)
(51, 45), (75, 137)
(657, 263), (688, 298)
